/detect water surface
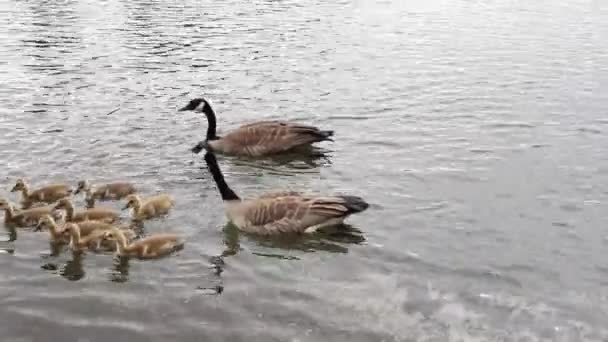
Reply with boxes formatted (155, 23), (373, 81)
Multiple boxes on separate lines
(1, 0), (607, 340)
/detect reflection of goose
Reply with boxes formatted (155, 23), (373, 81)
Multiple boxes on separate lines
(204, 152), (369, 235)
(179, 98), (334, 157)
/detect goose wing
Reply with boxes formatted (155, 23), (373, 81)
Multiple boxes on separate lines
(242, 195), (367, 234)
(218, 121), (333, 155)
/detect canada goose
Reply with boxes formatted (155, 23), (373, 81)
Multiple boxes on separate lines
(0, 198), (54, 227)
(179, 98), (334, 157)
(63, 223), (107, 252)
(35, 215), (69, 242)
(10, 179), (72, 209)
(103, 228), (184, 259)
(203, 152), (369, 235)
(75, 180), (136, 207)
(123, 194), (174, 221)
(63, 223), (136, 252)
(36, 215), (135, 246)
(54, 198), (119, 223)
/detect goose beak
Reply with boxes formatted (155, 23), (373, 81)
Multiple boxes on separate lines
(191, 141), (205, 154)
(178, 105), (189, 112)
(74, 188), (81, 195)
(34, 223), (43, 232)
(122, 204), (130, 210)
(10, 186), (17, 192)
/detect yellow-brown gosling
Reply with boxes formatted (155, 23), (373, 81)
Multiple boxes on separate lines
(10, 178), (72, 209)
(179, 98), (334, 157)
(36, 215), (135, 249)
(63, 223), (135, 252)
(203, 152), (369, 235)
(54, 198), (119, 223)
(103, 228), (184, 259)
(75, 180), (136, 207)
(35, 215), (69, 242)
(0, 198), (54, 227)
(123, 194), (174, 221)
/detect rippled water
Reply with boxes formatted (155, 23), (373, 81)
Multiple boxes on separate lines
(1, 0), (607, 340)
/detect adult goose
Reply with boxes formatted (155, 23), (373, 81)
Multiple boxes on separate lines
(203, 152), (368, 235)
(179, 98), (334, 157)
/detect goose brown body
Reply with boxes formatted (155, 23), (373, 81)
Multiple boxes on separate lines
(124, 194), (174, 221)
(0, 198), (54, 227)
(103, 228), (183, 259)
(75, 180), (136, 207)
(179, 98), (334, 157)
(11, 179), (72, 209)
(204, 152), (369, 235)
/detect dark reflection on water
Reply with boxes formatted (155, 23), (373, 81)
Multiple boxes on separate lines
(2, 0), (608, 340)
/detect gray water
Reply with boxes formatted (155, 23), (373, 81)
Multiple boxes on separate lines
(1, 0), (607, 340)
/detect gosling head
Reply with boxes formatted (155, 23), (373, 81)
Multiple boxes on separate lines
(74, 180), (90, 195)
(178, 98), (209, 113)
(102, 228), (123, 242)
(64, 223), (79, 234)
(123, 194), (140, 211)
(11, 179), (26, 192)
(34, 215), (54, 232)
(54, 198), (71, 210)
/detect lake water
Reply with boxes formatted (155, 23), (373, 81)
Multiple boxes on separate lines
(1, 0), (607, 341)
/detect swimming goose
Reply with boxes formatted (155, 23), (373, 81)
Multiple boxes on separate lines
(35, 215), (69, 242)
(0, 198), (54, 227)
(75, 180), (136, 208)
(179, 98), (334, 157)
(63, 223), (108, 252)
(123, 194), (174, 221)
(54, 198), (119, 223)
(203, 152), (369, 235)
(103, 228), (184, 259)
(63, 223), (136, 252)
(10, 179), (72, 209)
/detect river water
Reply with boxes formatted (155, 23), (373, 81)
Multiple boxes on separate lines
(1, 0), (607, 341)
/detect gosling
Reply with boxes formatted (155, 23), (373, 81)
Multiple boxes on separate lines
(0, 198), (53, 227)
(103, 228), (184, 259)
(123, 194), (174, 221)
(11, 178), (72, 209)
(64, 223), (135, 252)
(54, 198), (119, 223)
(75, 180), (136, 208)
(35, 214), (69, 242)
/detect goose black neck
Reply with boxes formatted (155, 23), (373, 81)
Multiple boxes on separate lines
(203, 105), (218, 141)
(204, 153), (240, 201)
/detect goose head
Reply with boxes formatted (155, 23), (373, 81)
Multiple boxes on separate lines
(54, 198), (71, 210)
(191, 140), (209, 154)
(178, 98), (209, 113)
(34, 215), (54, 232)
(123, 194), (140, 211)
(74, 180), (90, 195)
(11, 179), (26, 192)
